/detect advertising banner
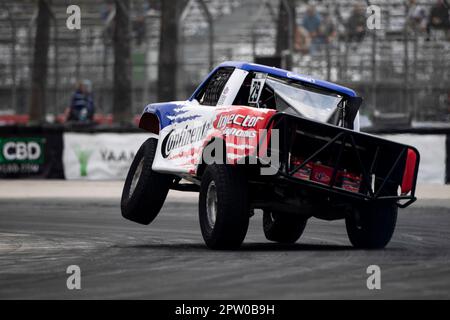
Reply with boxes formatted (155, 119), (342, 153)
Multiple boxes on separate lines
(0, 129), (64, 179)
(63, 133), (152, 180)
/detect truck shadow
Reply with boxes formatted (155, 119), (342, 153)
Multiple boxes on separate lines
(119, 242), (360, 252)
(240, 242), (354, 251)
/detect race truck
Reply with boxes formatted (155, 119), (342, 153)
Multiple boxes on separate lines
(121, 61), (420, 250)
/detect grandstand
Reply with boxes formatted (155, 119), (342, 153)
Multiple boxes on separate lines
(0, 0), (449, 125)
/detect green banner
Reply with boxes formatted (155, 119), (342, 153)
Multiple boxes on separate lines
(0, 137), (45, 164)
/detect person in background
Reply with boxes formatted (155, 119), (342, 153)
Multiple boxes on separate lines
(302, 5), (322, 53)
(317, 12), (337, 47)
(346, 3), (366, 43)
(406, 0), (427, 33)
(295, 26), (311, 54)
(66, 80), (95, 123)
(427, 0), (450, 39)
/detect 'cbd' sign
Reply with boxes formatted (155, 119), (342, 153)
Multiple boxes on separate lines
(0, 138), (45, 164)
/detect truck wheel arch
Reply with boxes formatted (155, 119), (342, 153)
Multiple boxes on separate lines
(139, 112), (160, 134)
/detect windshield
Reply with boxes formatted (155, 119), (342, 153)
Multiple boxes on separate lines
(266, 77), (343, 122)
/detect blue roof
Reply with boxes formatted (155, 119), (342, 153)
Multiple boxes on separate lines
(222, 61), (357, 97)
(190, 61), (357, 99)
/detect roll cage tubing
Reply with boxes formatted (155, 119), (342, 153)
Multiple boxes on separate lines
(257, 113), (419, 208)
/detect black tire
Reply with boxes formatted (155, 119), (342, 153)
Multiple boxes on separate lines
(345, 202), (398, 249)
(199, 165), (250, 249)
(263, 211), (307, 244)
(121, 138), (173, 225)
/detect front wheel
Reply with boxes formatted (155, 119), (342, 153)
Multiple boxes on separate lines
(121, 138), (173, 225)
(345, 202), (398, 249)
(199, 165), (250, 249)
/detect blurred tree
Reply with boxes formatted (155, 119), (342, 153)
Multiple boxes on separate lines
(29, 0), (52, 123)
(113, 0), (132, 125)
(158, 0), (188, 102)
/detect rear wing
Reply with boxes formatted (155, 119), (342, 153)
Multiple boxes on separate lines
(264, 113), (420, 208)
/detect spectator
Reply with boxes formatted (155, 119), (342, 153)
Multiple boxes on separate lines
(406, 0), (427, 33)
(427, 0), (450, 39)
(317, 13), (337, 46)
(302, 5), (322, 53)
(66, 80), (95, 123)
(346, 3), (366, 42)
(295, 26), (311, 54)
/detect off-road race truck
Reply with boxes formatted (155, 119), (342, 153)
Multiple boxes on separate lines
(121, 61), (420, 250)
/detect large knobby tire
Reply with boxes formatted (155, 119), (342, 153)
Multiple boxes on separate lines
(199, 165), (250, 249)
(263, 211), (307, 244)
(345, 202), (398, 249)
(121, 138), (173, 225)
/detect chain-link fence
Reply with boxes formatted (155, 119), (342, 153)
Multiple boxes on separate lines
(288, 0), (450, 123)
(0, 0), (449, 125)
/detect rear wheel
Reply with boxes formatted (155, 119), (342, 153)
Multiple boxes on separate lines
(199, 165), (249, 249)
(345, 202), (398, 249)
(121, 138), (173, 225)
(263, 211), (307, 244)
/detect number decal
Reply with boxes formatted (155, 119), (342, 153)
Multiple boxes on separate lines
(248, 78), (265, 104)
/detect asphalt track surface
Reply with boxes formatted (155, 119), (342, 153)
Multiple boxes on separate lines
(1, 197), (450, 299)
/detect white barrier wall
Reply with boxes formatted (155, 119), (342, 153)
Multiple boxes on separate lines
(381, 134), (446, 185)
(63, 133), (152, 180)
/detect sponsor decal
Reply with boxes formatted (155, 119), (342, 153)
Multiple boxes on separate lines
(0, 137), (45, 174)
(286, 72), (315, 83)
(161, 122), (211, 158)
(216, 114), (264, 129)
(223, 127), (257, 138)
